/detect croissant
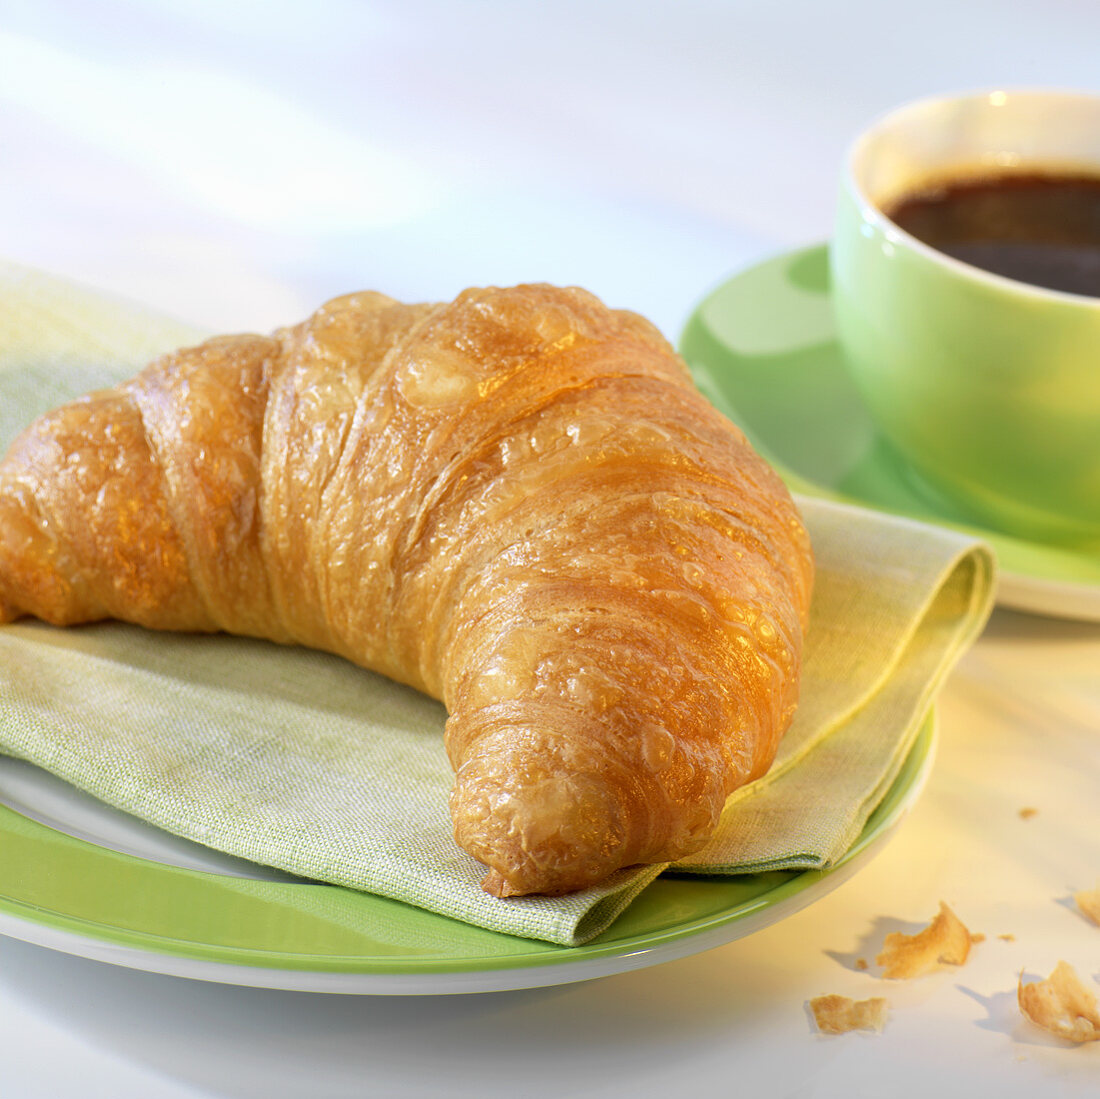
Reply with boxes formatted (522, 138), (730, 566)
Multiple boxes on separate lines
(0, 283), (813, 896)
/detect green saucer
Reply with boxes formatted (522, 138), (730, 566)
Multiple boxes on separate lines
(0, 716), (935, 995)
(680, 244), (1100, 621)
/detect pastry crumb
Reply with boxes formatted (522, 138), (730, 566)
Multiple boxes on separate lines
(998, 933), (1016, 942)
(1074, 886), (1100, 926)
(854, 957), (868, 971)
(876, 902), (976, 979)
(1018, 961), (1100, 1043)
(809, 994), (888, 1035)
(1018, 807), (1039, 820)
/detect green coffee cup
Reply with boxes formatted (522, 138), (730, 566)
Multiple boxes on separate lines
(831, 89), (1100, 548)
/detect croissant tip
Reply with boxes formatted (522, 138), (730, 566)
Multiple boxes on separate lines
(481, 869), (522, 898)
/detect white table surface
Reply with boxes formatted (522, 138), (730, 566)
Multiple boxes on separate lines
(1, 3), (1099, 1096)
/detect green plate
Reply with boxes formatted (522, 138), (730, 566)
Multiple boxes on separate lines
(0, 714), (936, 994)
(680, 244), (1100, 622)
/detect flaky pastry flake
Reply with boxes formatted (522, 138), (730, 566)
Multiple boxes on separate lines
(808, 994), (888, 1035)
(875, 901), (976, 979)
(1075, 886), (1100, 927)
(1018, 961), (1100, 1044)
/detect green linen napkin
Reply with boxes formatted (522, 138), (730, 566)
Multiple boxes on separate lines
(0, 262), (996, 946)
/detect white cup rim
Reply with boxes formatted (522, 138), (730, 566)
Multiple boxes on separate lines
(842, 87), (1100, 308)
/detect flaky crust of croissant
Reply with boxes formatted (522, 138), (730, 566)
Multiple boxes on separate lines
(0, 284), (813, 896)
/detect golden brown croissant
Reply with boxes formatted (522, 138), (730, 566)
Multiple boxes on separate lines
(0, 284), (813, 896)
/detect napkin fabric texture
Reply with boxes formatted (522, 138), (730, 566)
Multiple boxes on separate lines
(0, 263), (996, 946)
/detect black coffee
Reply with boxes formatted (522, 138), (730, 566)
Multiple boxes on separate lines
(886, 171), (1100, 297)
